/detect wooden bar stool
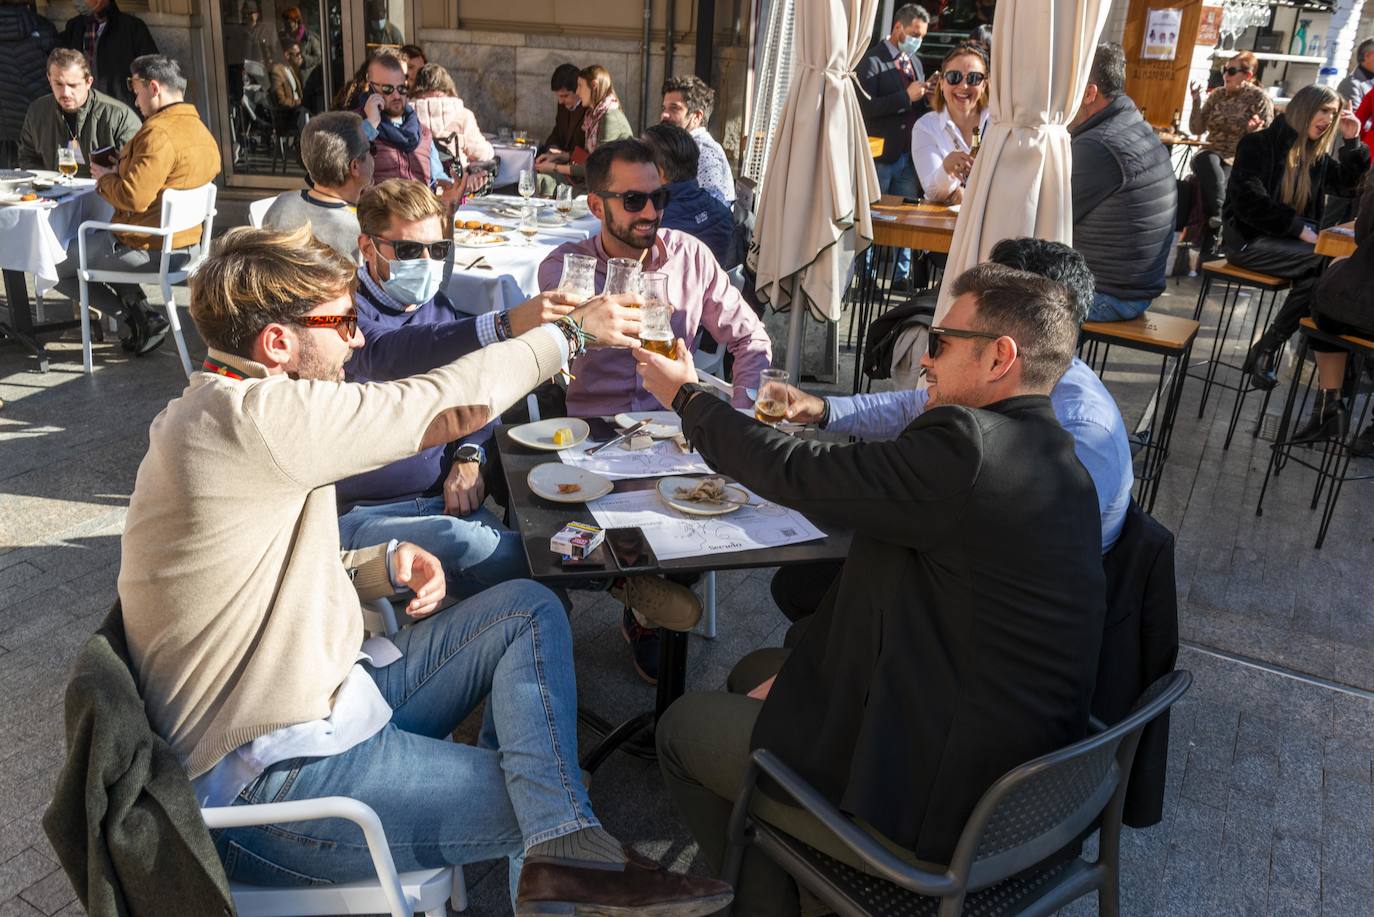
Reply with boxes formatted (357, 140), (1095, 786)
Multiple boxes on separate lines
(1255, 317), (1374, 549)
(1188, 260), (1290, 419)
(1079, 312), (1201, 513)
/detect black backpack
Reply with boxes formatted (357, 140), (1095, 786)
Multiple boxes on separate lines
(862, 293), (936, 382)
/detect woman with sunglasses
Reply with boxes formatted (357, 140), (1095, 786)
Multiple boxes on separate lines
(1188, 52), (1274, 256)
(910, 43), (990, 204)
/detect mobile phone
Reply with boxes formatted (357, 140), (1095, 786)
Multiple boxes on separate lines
(605, 527), (658, 573)
(902, 196), (923, 205)
(89, 146), (116, 168)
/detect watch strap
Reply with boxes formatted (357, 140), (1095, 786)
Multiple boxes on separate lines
(672, 382), (714, 415)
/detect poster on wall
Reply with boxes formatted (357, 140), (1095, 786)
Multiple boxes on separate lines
(1142, 8), (1184, 60)
(1196, 6), (1224, 48)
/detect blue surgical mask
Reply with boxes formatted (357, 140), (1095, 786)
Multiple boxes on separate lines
(899, 35), (923, 55)
(381, 256), (443, 306)
(371, 18), (386, 30)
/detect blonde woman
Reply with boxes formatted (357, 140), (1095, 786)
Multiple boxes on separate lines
(410, 63), (493, 193)
(1228, 84), (1368, 390)
(537, 64), (632, 186)
(910, 43), (990, 204)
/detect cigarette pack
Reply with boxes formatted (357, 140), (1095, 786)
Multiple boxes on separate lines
(551, 521), (604, 558)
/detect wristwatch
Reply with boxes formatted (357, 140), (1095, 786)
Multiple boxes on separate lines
(671, 382), (716, 415)
(454, 443), (486, 465)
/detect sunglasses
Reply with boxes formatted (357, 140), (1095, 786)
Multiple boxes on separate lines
(927, 325), (1004, 358)
(595, 187), (671, 213)
(291, 309), (359, 341)
(125, 77), (144, 92)
(1223, 66), (1253, 76)
(369, 234), (453, 261)
(942, 70), (987, 88)
(369, 81), (407, 96)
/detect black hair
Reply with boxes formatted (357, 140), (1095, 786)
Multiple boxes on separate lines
(551, 63), (580, 93)
(641, 123), (700, 183)
(585, 138), (659, 193)
(987, 237), (1095, 326)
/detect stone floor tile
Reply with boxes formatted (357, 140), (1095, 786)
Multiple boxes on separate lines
(17, 868), (75, 916)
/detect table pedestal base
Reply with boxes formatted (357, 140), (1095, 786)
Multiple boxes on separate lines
(0, 268), (87, 372)
(577, 628), (689, 771)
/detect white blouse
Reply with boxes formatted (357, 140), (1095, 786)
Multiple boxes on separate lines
(911, 108), (991, 203)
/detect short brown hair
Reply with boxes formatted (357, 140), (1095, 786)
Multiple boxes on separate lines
(367, 48), (406, 77)
(411, 63), (458, 98)
(950, 262), (1077, 390)
(662, 74), (714, 119)
(47, 48), (91, 80)
(190, 225), (357, 357)
(1228, 51), (1259, 76)
(357, 178), (445, 236)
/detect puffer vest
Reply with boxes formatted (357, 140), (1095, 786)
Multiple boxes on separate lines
(1072, 95), (1177, 301)
(370, 120), (434, 185)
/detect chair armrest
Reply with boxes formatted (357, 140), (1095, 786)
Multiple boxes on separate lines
(695, 369), (734, 400)
(79, 220), (175, 240)
(742, 749), (959, 897)
(202, 796), (413, 916)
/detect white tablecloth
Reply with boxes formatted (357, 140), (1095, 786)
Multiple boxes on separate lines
(0, 182), (112, 284)
(445, 204), (602, 316)
(490, 143), (536, 188)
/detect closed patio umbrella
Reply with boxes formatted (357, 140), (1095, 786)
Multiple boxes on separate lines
(751, 0), (880, 378)
(934, 0), (1111, 320)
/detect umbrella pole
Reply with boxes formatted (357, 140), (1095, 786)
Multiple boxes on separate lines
(785, 292), (805, 380)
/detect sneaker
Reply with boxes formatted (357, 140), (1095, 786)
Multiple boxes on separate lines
(516, 846), (733, 916)
(609, 575), (702, 631)
(620, 605), (660, 685)
(136, 311), (170, 356)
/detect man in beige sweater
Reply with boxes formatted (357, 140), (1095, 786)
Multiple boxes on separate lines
(119, 224), (731, 916)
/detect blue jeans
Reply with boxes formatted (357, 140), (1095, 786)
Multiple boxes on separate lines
(211, 580), (597, 902)
(874, 153), (919, 279)
(339, 496), (526, 600)
(1088, 291), (1152, 322)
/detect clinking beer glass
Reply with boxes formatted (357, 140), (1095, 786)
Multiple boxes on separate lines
(638, 271), (676, 359)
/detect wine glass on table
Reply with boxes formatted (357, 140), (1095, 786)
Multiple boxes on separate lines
(519, 169), (536, 202)
(639, 271), (677, 359)
(754, 369), (790, 426)
(518, 203), (540, 247)
(56, 147), (78, 183)
(555, 184), (574, 222)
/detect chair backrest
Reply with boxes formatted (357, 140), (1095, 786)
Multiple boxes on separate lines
(248, 195), (277, 228)
(243, 59), (268, 83)
(950, 670), (1192, 891)
(161, 182), (218, 236)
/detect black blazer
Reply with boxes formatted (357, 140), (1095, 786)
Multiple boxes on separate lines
(1222, 114), (1369, 243)
(1093, 501), (1179, 828)
(1315, 187), (1374, 332)
(857, 40), (926, 165)
(59, 0), (158, 109)
(680, 393), (1107, 864)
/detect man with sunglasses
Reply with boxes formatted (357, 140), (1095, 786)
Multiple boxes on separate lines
(635, 263), (1106, 911)
(359, 49), (453, 195)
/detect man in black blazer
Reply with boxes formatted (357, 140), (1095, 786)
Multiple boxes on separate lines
(857, 4), (931, 291)
(636, 264), (1107, 915)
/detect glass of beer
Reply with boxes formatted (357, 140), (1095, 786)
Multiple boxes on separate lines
(557, 253), (598, 300)
(639, 271), (676, 359)
(554, 184), (574, 222)
(518, 204), (540, 246)
(754, 368), (790, 426)
(57, 147), (78, 181)
(604, 257), (641, 295)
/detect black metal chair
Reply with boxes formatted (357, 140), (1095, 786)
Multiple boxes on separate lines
(719, 669), (1192, 917)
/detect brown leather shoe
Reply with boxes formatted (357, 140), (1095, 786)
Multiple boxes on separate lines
(515, 846), (733, 916)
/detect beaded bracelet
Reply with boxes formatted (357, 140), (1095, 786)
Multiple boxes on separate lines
(551, 315), (596, 359)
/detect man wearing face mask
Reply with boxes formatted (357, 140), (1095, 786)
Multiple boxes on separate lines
(338, 179), (642, 598)
(58, 0), (157, 109)
(857, 4), (931, 293)
(365, 0), (404, 46)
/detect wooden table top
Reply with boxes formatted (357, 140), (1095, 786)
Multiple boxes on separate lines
(1316, 221), (1357, 259)
(870, 195), (959, 253)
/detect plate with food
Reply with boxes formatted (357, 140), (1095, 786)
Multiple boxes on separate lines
(455, 218), (510, 233)
(452, 228), (509, 248)
(613, 411), (681, 439)
(527, 463), (613, 503)
(507, 417), (591, 451)
(656, 475), (750, 516)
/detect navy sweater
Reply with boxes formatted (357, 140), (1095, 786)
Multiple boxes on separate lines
(659, 179), (735, 267)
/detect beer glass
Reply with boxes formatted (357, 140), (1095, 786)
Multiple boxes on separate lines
(639, 271), (676, 359)
(557, 253), (598, 300)
(604, 257), (641, 295)
(754, 369), (790, 425)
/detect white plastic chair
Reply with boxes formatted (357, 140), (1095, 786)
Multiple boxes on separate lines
(202, 796), (465, 916)
(248, 195), (277, 228)
(77, 182), (218, 377)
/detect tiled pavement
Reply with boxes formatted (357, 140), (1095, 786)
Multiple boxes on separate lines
(0, 265), (1371, 916)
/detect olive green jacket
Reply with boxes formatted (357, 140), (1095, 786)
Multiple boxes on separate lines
(17, 89), (141, 177)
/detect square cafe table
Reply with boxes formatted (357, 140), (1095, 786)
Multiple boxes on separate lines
(495, 419), (851, 770)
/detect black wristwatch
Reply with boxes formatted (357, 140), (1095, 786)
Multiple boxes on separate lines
(454, 443), (486, 465)
(672, 382), (716, 415)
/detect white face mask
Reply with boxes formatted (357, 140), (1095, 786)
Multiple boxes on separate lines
(899, 35), (923, 55)
(381, 255), (443, 305)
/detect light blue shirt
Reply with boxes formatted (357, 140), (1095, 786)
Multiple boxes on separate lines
(825, 357), (1134, 553)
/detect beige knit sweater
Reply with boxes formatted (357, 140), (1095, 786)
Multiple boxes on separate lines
(119, 330), (564, 778)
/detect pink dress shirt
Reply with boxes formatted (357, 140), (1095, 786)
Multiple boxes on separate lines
(537, 229), (772, 416)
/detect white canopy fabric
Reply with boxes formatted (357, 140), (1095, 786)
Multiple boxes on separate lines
(934, 0), (1111, 321)
(750, 0), (880, 376)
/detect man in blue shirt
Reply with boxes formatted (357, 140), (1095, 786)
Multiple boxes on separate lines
(640, 122), (735, 267)
(770, 237), (1134, 620)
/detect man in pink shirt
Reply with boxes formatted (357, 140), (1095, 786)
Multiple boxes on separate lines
(537, 139), (772, 682)
(538, 139), (771, 417)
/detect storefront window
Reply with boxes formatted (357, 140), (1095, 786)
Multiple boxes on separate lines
(365, 0), (408, 51)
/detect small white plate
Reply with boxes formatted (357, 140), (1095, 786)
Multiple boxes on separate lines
(527, 463), (613, 503)
(507, 417), (591, 451)
(613, 411), (681, 439)
(657, 476), (748, 516)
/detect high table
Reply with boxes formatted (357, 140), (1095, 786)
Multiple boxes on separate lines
(1316, 221), (1357, 259)
(496, 420), (851, 769)
(0, 180), (112, 371)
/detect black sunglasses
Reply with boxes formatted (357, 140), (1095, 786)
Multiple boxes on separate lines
(595, 187), (671, 213)
(942, 70), (987, 87)
(927, 325), (1004, 358)
(368, 234), (452, 261)
(369, 81), (407, 96)
(1223, 66), (1252, 77)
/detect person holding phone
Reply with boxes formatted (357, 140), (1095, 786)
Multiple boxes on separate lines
(358, 49), (461, 203)
(17, 48), (140, 176)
